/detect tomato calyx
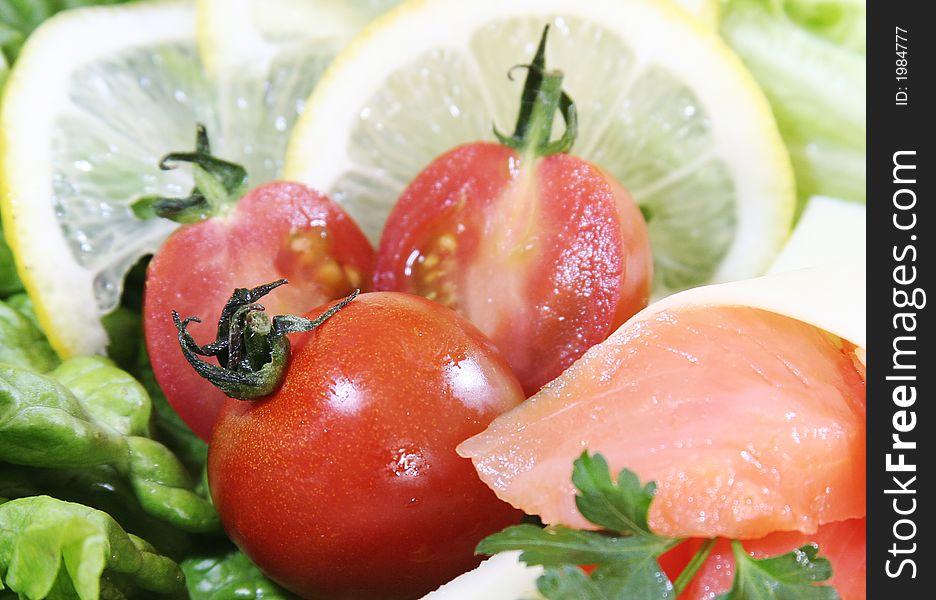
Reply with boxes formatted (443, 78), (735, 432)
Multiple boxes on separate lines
(173, 279), (358, 400)
(132, 124), (248, 224)
(493, 25), (578, 158)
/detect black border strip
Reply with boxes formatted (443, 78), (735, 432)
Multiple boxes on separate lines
(867, 1), (931, 595)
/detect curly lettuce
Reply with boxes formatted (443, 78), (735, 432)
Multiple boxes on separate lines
(0, 496), (185, 600)
(0, 0), (136, 63)
(720, 0), (866, 214)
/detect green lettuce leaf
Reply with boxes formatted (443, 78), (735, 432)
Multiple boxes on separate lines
(0, 0), (136, 63)
(720, 0), (866, 214)
(0, 495), (185, 600)
(0, 361), (219, 532)
(773, 0), (865, 52)
(0, 225), (23, 298)
(136, 343), (209, 475)
(4, 293), (40, 330)
(0, 464), (197, 558)
(0, 364), (127, 469)
(182, 549), (296, 600)
(51, 356), (151, 438)
(0, 299), (58, 372)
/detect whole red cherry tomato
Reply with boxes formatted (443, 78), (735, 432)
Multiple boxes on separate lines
(139, 126), (374, 441)
(374, 27), (651, 395)
(177, 286), (525, 599)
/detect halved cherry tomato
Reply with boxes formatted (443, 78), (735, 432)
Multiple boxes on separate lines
(374, 27), (651, 395)
(141, 127), (374, 441)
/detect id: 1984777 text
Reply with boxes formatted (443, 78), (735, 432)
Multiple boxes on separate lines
(896, 26), (909, 106)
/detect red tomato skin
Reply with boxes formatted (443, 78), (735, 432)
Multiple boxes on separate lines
(374, 142), (651, 395)
(659, 519), (866, 599)
(144, 181), (375, 441)
(208, 292), (526, 600)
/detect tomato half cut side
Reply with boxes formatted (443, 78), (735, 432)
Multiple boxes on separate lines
(375, 143), (650, 395)
(375, 27), (651, 395)
(145, 180), (374, 441)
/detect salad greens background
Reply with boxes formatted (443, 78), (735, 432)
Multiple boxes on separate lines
(720, 0), (866, 215)
(0, 0), (865, 598)
(0, 0), (132, 62)
(1, 3), (300, 598)
(0, 301), (298, 597)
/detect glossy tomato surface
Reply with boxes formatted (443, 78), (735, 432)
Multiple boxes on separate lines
(144, 181), (374, 441)
(208, 292), (525, 600)
(375, 142), (651, 395)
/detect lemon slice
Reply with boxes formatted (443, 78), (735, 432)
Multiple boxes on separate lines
(1, 0), (209, 357)
(284, 0), (794, 296)
(196, 0), (398, 181)
(672, 0), (719, 28)
(1, 0), (393, 358)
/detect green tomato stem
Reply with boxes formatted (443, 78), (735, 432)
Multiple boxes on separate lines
(174, 280), (358, 400)
(494, 25), (578, 158)
(130, 124), (248, 224)
(672, 537), (717, 596)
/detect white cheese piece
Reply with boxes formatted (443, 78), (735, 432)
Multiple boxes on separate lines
(421, 552), (544, 600)
(769, 196), (865, 274)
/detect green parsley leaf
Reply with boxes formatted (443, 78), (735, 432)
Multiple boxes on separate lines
(572, 451), (656, 535)
(535, 566), (607, 600)
(476, 524), (675, 568)
(537, 561), (674, 600)
(716, 541), (840, 600)
(477, 452), (679, 599)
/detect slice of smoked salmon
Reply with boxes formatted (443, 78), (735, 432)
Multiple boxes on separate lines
(457, 305), (866, 540)
(658, 518), (866, 599)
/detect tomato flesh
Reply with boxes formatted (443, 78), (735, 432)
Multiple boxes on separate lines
(207, 292), (525, 599)
(144, 181), (374, 441)
(375, 142), (651, 395)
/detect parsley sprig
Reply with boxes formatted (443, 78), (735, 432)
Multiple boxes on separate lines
(718, 541), (839, 600)
(476, 451), (840, 599)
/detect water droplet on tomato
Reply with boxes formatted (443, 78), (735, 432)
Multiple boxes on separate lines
(507, 155), (521, 178)
(388, 445), (428, 478)
(326, 378), (365, 415)
(445, 358), (485, 401)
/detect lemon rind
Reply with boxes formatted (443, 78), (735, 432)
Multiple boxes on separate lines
(0, 0), (196, 357)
